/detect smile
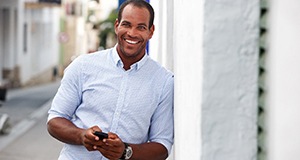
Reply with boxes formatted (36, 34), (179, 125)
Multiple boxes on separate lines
(125, 39), (139, 44)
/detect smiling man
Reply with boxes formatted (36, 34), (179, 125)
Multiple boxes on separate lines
(115, 1), (154, 70)
(47, 0), (174, 160)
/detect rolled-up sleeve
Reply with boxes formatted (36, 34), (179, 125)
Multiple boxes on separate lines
(48, 57), (83, 122)
(149, 74), (174, 155)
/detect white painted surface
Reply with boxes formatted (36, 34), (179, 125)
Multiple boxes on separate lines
(267, 0), (300, 160)
(0, 0), (60, 85)
(202, 0), (259, 160)
(150, 0), (203, 158)
(19, 7), (60, 84)
(173, 0), (203, 159)
(151, 0), (259, 159)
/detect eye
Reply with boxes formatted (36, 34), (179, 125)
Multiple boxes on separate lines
(121, 23), (130, 28)
(137, 25), (147, 31)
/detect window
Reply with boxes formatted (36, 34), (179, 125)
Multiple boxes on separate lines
(23, 23), (27, 53)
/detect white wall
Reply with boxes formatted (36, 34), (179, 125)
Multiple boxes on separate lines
(149, 1), (176, 159)
(5, 8), (16, 70)
(20, 6), (60, 84)
(0, 0), (60, 85)
(0, 1), (18, 72)
(267, 0), (300, 160)
(202, 0), (259, 160)
(151, 0), (259, 159)
(0, 0), (18, 8)
(0, 0), (19, 85)
(151, 0), (204, 159)
(173, 0), (204, 159)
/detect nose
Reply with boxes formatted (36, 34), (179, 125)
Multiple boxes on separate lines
(127, 28), (137, 37)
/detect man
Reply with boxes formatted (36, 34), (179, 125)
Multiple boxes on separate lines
(47, 0), (174, 159)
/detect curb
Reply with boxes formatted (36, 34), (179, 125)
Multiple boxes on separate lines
(0, 99), (52, 151)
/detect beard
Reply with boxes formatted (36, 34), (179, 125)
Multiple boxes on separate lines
(118, 37), (146, 60)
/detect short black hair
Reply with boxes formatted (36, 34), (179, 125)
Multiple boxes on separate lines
(118, 0), (155, 29)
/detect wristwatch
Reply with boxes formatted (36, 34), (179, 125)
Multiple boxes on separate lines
(120, 142), (133, 160)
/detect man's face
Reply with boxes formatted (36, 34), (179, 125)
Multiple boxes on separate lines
(115, 4), (154, 62)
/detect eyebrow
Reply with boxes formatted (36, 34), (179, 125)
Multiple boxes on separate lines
(121, 20), (148, 27)
(121, 20), (130, 24)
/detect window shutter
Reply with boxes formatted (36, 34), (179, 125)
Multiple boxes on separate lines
(258, 0), (268, 159)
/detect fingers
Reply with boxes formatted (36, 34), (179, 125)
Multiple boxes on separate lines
(91, 126), (102, 132)
(81, 126), (103, 151)
(81, 128), (124, 159)
(97, 132), (125, 159)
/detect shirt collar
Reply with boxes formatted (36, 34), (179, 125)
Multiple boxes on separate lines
(111, 44), (148, 71)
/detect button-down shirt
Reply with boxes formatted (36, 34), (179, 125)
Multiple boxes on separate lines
(48, 46), (174, 160)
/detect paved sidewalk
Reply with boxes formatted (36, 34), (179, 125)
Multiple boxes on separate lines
(0, 81), (60, 126)
(0, 81), (64, 159)
(0, 103), (64, 160)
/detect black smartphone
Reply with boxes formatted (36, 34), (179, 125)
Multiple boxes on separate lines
(93, 131), (108, 140)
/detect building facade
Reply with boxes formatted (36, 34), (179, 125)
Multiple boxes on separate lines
(0, 0), (61, 87)
(150, 0), (300, 160)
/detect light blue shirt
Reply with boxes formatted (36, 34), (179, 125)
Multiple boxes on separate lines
(48, 46), (174, 160)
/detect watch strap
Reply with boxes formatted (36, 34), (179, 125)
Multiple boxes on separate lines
(120, 142), (129, 160)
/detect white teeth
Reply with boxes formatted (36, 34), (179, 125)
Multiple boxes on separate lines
(125, 39), (138, 44)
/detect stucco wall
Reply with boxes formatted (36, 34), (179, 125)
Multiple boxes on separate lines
(202, 0), (259, 159)
(151, 0), (260, 159)
(20, 7), (60, 85)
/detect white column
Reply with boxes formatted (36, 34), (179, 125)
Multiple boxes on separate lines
(149, 0), (173, 71)
(173, 0), (203, 159)
(148, 1), (161, 61)
(149, 1), (176, 159)
(267, 0), (300, 160)
(164, 0), (173, 71)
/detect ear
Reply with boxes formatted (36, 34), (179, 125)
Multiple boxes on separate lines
(114, 19), (119, 34)
(148, 24), (155, 39)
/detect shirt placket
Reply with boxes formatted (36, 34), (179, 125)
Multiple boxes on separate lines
(110, 71), (129, 132)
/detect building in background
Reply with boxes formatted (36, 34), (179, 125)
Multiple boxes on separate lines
(86, 0), (117, 51)
(0, 0), (117, 88)
(0, 0), (61, 88)
(58, 0), (87, 74)
(58, 0), (117, 75)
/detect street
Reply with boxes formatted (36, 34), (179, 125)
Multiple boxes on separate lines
(0, 81), (63, 160)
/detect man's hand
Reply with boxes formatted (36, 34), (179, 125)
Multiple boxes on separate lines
(48, 118), (168, 160)
(96, 132), (125, 160)
(81, 126), (105, 151)
(81, 127), (125, 159)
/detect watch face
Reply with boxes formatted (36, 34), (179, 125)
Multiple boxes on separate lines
(125, 146), (133, 159)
